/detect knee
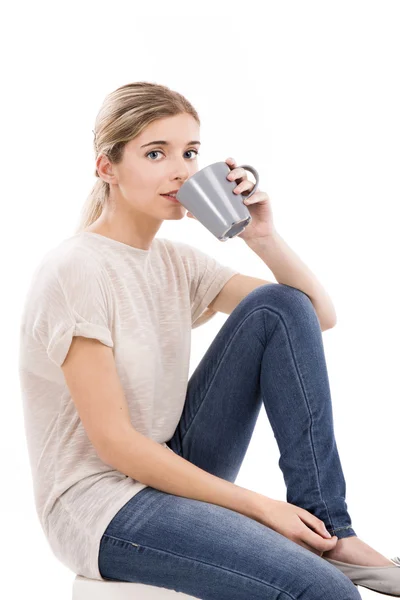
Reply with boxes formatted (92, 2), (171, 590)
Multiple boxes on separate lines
(306, 557), (362, 600)
(319, 576), (362, 600)
(245, 282), (316, 319)
(298, 560), (362, 600)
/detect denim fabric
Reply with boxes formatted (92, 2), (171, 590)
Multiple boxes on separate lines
(98, 283), (361, 599)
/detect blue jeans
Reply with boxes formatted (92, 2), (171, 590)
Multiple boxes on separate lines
(98, 283), (361, 599)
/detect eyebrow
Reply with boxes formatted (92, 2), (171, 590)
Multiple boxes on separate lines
(140, 140), (201, 148)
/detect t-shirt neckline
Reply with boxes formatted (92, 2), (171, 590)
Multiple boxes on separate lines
(76, 231), (153, 254)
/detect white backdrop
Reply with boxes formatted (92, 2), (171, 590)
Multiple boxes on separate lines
(2, 1), (399, 598)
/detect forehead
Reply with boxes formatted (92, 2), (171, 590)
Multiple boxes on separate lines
(134, 113), (200, 146)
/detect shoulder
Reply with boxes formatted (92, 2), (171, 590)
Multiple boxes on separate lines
(160, 238), (208, 263)
(26, 237), (108, 307)
(40, 235), (104, 277)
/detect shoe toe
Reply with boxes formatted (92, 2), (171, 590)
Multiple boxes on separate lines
(323, 557), (400, 597)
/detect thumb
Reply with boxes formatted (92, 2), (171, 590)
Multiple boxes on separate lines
(324, 535), (338, 548)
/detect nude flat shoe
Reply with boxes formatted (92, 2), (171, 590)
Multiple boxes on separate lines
(323, 556), (400, 597)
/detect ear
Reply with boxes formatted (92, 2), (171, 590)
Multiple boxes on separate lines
(96, 154), (118, 184)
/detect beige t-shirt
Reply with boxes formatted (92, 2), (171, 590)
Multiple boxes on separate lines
(18, 231), (239, 581)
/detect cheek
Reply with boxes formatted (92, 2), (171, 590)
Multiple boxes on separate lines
(123, 171), (150, 195)
(122, 162), (166, 198)
(134, 166), (161, 191)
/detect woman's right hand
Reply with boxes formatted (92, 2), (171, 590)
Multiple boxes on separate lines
(252, 495), (338, 557)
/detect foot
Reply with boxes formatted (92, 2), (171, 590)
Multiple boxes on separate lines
(323, 535), (394, 567)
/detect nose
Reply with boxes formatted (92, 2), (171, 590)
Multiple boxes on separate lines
(172, 160), (192, 183)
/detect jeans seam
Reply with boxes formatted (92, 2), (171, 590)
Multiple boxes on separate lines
(181, 299), (335, 533)
(264, 306), (336, 532)
(180, 306), (280, 447)
(101, 534), (297, 599)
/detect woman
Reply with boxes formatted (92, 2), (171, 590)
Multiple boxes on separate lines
(19, 81), (399, 598)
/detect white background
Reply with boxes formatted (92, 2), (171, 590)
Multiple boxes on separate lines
(2, 1), (399, 597)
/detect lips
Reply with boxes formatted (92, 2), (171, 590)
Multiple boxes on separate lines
(161, 193), (180, 203)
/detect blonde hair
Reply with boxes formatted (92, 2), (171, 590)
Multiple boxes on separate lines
(75, 81), (200, 233)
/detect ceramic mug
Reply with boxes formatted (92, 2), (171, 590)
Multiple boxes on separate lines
(176, 161), (260, 241)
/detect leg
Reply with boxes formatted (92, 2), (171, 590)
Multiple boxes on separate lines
(168, 283), (355, 539)
(99, 486), (361, 599)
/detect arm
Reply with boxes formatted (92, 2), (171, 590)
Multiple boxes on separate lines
(245, 232), (337, 330)
(103, 426), (260, 519)
(61, 336), (262, 521)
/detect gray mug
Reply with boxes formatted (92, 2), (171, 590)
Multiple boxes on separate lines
(176, 161), (259, 241)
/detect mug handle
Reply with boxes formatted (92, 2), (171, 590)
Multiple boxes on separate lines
(236, 164), (260, 199)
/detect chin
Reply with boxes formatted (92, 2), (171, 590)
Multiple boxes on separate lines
(171, 211), (186, 220)
(164, 205), (186, 218)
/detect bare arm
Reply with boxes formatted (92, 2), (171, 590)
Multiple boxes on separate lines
(101, 425), (261, 518)
(61, 336), (263, 520)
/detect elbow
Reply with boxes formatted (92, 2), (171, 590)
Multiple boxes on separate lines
(97, 425), (138, 467)
(321, 318), (337, 332)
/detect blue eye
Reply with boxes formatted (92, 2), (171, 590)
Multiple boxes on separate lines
(146, 149), (199, 160)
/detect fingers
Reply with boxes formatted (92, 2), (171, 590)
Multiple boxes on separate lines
(234, 179), (255, 195)
(225, 158), (249, 184)
(227, 167), (247, 182)
(297, 513), (338, 553)
(298, 541), (324, 557)
(299, 510), (333, 540)
(301, 527), (338, 553)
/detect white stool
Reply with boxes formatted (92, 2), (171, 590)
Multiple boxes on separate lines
(72, 575), (199, 599)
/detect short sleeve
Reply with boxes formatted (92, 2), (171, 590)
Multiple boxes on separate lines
(170, 241), (240, 329)
(28, 251), (114, 368)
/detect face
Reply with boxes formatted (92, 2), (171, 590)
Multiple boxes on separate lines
(98, 113), (200, 220)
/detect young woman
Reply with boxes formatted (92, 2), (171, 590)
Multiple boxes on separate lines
(19, 81), (399, 598)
